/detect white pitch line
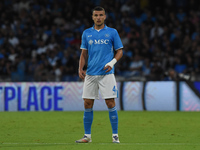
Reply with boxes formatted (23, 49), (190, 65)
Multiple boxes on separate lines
(1, 143), (200, 146)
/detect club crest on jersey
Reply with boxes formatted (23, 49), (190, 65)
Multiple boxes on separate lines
(105, 34), (109, 37)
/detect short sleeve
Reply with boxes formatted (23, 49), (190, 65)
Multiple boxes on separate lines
(113, 29), (123, 50)
(80, 31), (88, 50)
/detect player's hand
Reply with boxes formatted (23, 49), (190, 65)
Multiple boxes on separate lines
(103, 65), (112, 73)
(104, 58), (117, 73)
(79, 69), (86, 80)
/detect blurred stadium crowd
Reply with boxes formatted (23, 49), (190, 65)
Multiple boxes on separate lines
(0, 0), (200, 81)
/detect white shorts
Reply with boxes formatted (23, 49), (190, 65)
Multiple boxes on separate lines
(82, 74), (118, 100)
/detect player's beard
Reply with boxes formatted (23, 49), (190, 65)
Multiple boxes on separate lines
(96, 22), (104, 27)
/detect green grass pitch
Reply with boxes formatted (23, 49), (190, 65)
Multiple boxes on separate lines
(0, 111), (200, 150)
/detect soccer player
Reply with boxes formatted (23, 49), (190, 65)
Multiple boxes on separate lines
(75, 6), (123, 143)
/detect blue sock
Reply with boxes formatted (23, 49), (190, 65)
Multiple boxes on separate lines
(83, 108), (93, 134)
(108, 106), (118, 134)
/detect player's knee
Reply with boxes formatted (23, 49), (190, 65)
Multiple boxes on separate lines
(84, 99), (94, 108)
(105, 99), (115, 108)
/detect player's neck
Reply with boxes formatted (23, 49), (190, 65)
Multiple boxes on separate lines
(94, 24), (105, 30)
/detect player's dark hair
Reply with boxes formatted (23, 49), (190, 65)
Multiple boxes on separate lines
(92, 6), (105, 14)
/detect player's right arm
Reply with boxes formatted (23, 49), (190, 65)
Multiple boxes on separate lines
(79, 49), (88, 80)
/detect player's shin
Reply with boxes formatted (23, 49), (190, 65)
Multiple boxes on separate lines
(108, 106), (118, 134)
(83, 108), (93, 138)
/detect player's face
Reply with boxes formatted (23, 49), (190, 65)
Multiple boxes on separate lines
(92, 10), (106, 28)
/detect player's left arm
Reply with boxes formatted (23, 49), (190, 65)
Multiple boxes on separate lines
(104, 49), (123, 73)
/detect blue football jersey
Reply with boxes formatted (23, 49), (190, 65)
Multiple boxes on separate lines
(80, 25), (123, 75)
